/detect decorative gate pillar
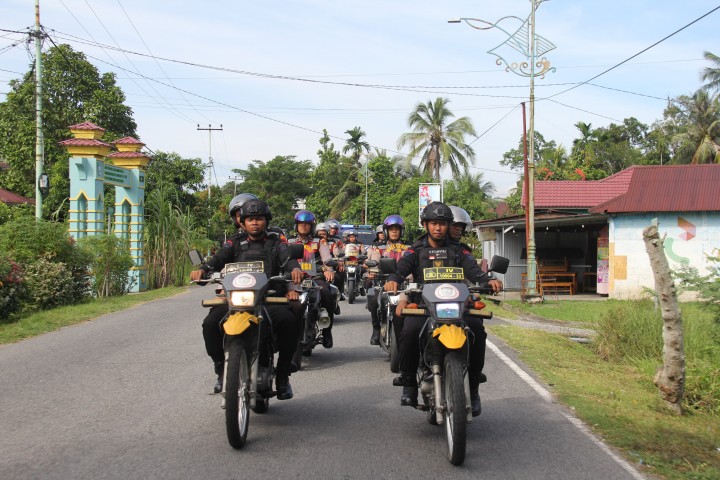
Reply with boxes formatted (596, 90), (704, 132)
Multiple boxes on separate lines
(61, 122), (150, 292)
(108, 137), (149, 292)
(61, 122), (112, 239)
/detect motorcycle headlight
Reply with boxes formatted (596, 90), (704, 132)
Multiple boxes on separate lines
(229, 291), (255, 307)
(436, 302), (461, 319)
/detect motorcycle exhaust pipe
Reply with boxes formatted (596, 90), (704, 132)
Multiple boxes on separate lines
(317, 308), (331, 329)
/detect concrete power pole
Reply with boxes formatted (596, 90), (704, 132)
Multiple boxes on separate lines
(34, 0), (44, 219)
(196, 124), (222, 200)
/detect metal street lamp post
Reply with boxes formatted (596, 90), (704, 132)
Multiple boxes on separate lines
(449, 0), (555, 300)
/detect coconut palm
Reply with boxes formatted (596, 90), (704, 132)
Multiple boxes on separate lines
(329, 127), (371, 219)
(701, 51), (720, 93)
(667, 89), (720, 164)
(397, 97), (477, 182)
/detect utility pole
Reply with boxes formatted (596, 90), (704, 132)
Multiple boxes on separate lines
(228, 175), (242, 196)
(196, 124), (222, 200)
(34, 0), (44, 219)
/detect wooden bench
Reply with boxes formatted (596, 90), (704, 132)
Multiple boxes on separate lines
(521, 273), (576, 295)
(540, 280), (574, 295)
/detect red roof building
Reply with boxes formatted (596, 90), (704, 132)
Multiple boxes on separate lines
(0, 188), (35, 205)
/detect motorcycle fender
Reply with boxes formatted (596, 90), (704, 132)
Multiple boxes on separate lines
(223, 311), (259, 335)
(432, 324), (467, 349)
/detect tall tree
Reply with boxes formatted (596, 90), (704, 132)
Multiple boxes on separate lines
(443, 172), (496, 221)
(397, 97), (477, 182)
(665, 89), (720, 164)
(0, 44), (136, 218)
(233, 155), (313, 230)
(305, 130), (350, 220)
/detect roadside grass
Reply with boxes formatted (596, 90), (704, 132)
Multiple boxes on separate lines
(490, 300), (720, 480)
(0, 286), (187, 345)
(503, 298), (618, 324)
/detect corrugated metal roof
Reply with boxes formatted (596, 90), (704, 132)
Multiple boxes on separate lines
(590, 164), (720, 213)
(58, 138), (112, 147)
(67, 121), (105, 131)
(0, 188), (35, 205)
(526, 168), (635, 208)
(113, 136), (144, 145)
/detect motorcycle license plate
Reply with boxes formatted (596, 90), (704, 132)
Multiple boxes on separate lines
(423, 267), (463, 281)
(224, 261), (264, 274)
(301, 279), (314, 289)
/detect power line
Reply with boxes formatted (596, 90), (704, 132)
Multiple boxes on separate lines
(547, 5), (720, 100)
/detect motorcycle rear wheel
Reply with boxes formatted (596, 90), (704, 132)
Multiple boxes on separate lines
(225, 340), (250, 449)
(348, 279), (356, 304)
(444, 352), (467, 466)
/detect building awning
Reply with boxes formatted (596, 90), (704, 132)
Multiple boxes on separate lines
(473, 211), (608, 230)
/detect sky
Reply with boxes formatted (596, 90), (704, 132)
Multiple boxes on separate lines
(2, 1), (720, 197)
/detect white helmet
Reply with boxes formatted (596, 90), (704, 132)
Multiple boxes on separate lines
(449, 205), (472, 233)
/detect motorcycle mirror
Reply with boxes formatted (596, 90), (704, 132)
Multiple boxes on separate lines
(488, 255), (510, 274)
(288, 243), (305, 260)
(188, 249), (204, 266)
(324, 259), (338, 268)
(365, 260), (378, 268)
(336, 252), (346, 258)
(379, 257), (397, 274)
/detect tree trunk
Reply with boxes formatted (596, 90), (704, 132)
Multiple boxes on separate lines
(642, 225), (685, 415)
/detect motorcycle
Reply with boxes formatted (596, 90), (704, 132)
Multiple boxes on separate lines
(190, 245), (303, 450)
(379, 255), (509, 466)
(340, 243), (366, 304)
(365, 259), (400, 372)
(291, 262), (339, 370)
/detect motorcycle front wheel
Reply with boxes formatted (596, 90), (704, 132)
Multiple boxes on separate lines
(389, 319), (400, 373)
(444, 352), (467, 466)
(225, 339), (250, 449)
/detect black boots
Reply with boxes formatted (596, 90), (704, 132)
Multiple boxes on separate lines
(370, 328), (380, 345)
(400, 374), (417, 407)
(469, 372), (487, 417)
(322, 328), (333, 348)
(275, 362), (293, 400)
(213, 361), (223, 394)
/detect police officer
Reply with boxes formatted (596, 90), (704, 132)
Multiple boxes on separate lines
(325, 219), (346, 300)
(191, 199), (303, 400)
(366, 215), (409, 345)
(288, 210), (337, 348)
(384, 201), (502, 416)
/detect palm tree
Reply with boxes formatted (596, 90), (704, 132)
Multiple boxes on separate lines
(329, 127), (371, 219)
(397, 97), (477, 182)
(701, 51), (720, 93)
(668, 89), (720, 164)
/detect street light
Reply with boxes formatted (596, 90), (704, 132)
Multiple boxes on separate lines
(449, 1), (555, 300)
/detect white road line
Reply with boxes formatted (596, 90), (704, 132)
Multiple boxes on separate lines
(487, 339), (646, 480)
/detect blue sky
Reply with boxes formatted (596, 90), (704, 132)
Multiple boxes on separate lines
(2, 1), (719, 196)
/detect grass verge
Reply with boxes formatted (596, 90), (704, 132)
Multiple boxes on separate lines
(488, 324), (720, 480)
(0, 286), (187, 345)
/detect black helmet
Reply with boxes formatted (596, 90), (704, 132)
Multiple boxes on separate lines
(420, 201), (453, 222)
(238, 199), (272, 222)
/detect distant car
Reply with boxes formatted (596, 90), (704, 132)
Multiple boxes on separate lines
(339, 224), (376, 248)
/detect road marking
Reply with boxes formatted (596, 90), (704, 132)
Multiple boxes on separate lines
(487, 340), (646, 480)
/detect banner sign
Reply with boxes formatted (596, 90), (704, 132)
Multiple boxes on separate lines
(419, 183), (442, 226)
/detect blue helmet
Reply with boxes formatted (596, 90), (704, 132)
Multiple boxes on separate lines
(294, 210), (317, 235)
(382, 214), (405, 238)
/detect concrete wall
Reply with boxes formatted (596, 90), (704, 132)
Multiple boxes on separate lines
(608, 212), (720, 299)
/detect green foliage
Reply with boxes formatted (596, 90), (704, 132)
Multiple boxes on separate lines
(78, 235), (134, 297)
(305, 130), (352, 220)
(0, 44), (136, 220)
(145, 151), (205, 207)
(443, 172), (496, 221)
(593, 300), (663, 361)
(22, 256), (77, 310)
(235, 155), (313, 230)
(0, 217), (76, 265)
(664, 89), (720, 164)
(0, 255), (24, 321)
(674, 255), (720, 323)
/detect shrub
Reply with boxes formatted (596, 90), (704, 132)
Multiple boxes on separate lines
(0, 217), (76, 265)
(593, 300), (662, 361)
(22, 256), (76, 310)
(0, 255), (24, 321)
(78, 234), (135, 297)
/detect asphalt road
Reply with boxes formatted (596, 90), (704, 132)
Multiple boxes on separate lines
(0, 287), (644, 479)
